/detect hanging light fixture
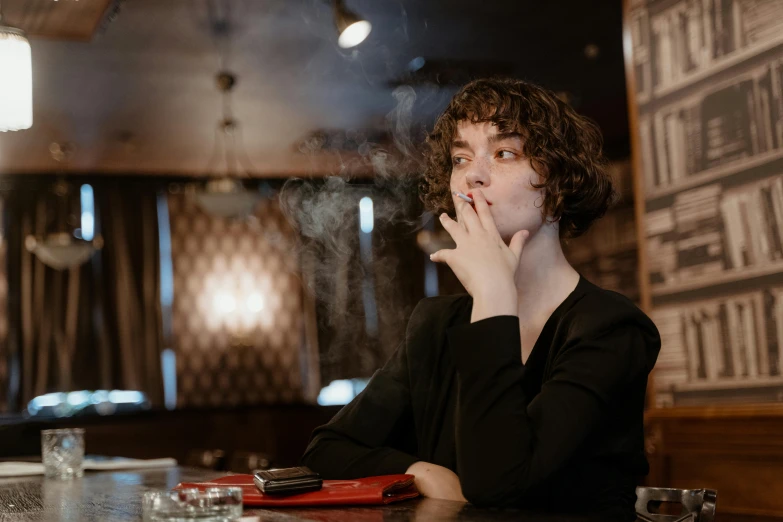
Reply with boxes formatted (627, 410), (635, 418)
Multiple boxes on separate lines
(0, 0), (33, 131)
(334, 0), (371, 49)
(25, 231), (102, 271)
(194, 176), (260, 220)
(193, 73), (260, 220)
(25, 144), (103, 271)
(193, 2), (260, 220)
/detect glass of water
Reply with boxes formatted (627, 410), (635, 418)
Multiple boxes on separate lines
(41, 428), (85, 480)
(142, 487), (243, 521)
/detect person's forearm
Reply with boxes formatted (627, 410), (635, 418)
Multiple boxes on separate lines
(446, 315), (533, 507)
(301, 430), (416, 479)
(303, 432), (418, 479)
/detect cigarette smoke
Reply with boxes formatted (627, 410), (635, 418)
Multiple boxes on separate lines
(279, 85), (438, 381)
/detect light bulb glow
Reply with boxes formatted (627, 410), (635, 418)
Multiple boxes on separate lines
(247, 293), (264, 313)
(338, 20), (371, 48)
(0, 29), (33, 132)
(359, 196), (374, 233)
(214, 293), (236, 314)
(80, 184), (95, 241)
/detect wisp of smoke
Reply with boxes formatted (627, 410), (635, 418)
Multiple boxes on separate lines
(278, 85), (435, 378)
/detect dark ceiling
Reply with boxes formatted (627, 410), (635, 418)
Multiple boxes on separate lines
(0, 0), (629, 176)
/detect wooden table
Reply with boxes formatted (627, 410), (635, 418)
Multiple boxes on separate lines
(0, 466), (597, 521)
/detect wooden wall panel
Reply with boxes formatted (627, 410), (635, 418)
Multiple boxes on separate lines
(646, 405), (783, 518)
(0, 405), (340, 469)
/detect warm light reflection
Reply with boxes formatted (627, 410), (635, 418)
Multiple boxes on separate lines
(214, 293), (237, 314)
(246, 293), (264, 313)
(203, 271), (277, 333)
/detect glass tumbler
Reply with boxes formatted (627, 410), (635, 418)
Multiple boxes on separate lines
(41, 428), (85, 480)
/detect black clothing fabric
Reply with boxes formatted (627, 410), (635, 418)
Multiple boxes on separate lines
(301, 275), (661, 520)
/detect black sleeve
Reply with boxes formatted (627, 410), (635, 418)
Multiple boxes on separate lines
(299, 307), (422, 479)
(447, 309), (655, 507)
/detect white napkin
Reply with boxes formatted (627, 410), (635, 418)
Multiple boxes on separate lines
(83, 457), (177, 471)
(0, 457), (177, 477)
(0, 462), (44, 477)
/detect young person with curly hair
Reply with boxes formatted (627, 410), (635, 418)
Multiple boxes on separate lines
(302, 78), (661, 521)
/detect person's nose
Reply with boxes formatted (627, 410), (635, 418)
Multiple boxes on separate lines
(465, 157), (490, 190)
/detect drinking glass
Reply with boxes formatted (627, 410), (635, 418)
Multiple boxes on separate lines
(41, 428), (85, 480)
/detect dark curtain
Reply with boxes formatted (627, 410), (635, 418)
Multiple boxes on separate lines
(4, 177), (164, 411)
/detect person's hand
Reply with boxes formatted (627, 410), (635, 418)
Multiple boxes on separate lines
(405, 461), (467, 502)
(430, 189), (529, 319)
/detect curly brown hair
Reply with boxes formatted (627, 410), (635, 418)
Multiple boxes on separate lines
(421, 78), (617, 239)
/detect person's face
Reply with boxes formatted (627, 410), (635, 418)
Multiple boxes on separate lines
(449, 120), (547, 243)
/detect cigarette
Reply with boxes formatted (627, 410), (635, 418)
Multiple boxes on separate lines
(452, 191), (473, 204)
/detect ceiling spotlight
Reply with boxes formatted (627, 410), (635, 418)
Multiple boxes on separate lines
(334, 0), (371, 49)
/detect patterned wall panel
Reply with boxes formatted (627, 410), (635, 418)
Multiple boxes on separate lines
(167, 193), (307, 408)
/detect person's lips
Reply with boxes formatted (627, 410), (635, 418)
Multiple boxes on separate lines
(466, 193), (492, 206)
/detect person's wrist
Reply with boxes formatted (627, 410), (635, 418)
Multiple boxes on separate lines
(471, 287), (517, 322)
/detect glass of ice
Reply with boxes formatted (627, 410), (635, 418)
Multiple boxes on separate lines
(41, 428), (85, 480)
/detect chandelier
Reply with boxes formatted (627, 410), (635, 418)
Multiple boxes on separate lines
(25, 144), (103, 270)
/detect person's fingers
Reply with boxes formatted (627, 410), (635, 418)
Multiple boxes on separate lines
(429, 248), (454, 264)
(439, 213), (466, 244)
(471, 189), (500, 238)
(452, 191), (480, 233)
(509, 229), (530, 260)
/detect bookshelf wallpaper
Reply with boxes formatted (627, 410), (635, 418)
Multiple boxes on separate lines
(563, 161), (641, 304)
(167, 193), (311, 408)
(629, 0), (783, 406)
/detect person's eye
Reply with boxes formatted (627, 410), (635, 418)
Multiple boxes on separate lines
(497, 150), (517, 160)
(451, 156), (467, 166)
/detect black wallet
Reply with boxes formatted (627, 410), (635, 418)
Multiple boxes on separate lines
(253, 466), (323, 495)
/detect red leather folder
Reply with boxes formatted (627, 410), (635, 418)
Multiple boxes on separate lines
(175, 473), (419, 507)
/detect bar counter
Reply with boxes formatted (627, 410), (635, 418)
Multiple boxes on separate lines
(0, 466), (599, 521)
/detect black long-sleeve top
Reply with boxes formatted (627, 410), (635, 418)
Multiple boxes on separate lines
(301, 274), (661, 520)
